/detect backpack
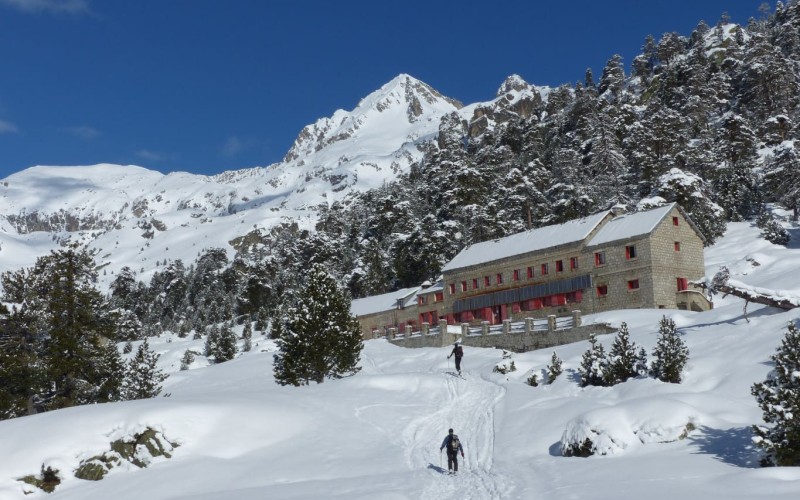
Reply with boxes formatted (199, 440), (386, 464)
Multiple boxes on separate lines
(450, 434), (460, 452)
(454, 345), (463, 358)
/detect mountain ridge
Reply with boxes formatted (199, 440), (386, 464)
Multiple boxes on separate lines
(0, 73), (500, 286)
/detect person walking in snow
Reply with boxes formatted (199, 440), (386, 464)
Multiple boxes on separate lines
(440, 428), (464, 474)
(448, 342), (463, 374)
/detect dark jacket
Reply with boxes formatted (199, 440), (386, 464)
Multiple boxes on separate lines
(449, 345), (463, 359)
(440, 434), (464, 455)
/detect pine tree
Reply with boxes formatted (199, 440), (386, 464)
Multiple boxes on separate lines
(578, 333), (607, 387)
(650, 316), (689, 383)
(546, 352), (563, 384)
(605, 322), (639, 385)
(1, 248), (119, 411)
(0, 309), (41, 419)
(751, 321), (800, 466)
(214, 322), (238, 363)
(123, 338), (167, 400)
(179, 349), (195, 371)
(95, 343), (125, 403)
(635, 347), (649, 376)
(273, 264), (363, 386)
(756, 210), (790, 245)
(242, 320), (253, 352)
(204, 324), (219, 358)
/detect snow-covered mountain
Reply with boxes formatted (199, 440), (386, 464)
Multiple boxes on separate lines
(0, 74), (466, 285)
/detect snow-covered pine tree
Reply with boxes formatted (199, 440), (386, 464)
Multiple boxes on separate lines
(179, 349), (195, 371)
(123, 338), (167, 400)
(95, 343), (125, 403)
(751, 321), (800, 466)
(273, 264), (363, 386)
(578, 333), (607, 387)
(214, 322), (238, 363)
(546, 351), (563, 384)
(204, 324), (219, 358)
(635, 347), (649, 376)
(242, 319), (253, 352)
(756, 210), (790, 245)
(605, 322), (639, 385)
(650, 316), (689, 383)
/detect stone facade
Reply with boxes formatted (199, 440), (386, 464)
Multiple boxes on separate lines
(353, 203), (711, 341)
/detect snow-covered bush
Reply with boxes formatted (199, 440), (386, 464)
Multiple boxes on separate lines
(561, 399), (699, 457)
(751, 321), (800, 466)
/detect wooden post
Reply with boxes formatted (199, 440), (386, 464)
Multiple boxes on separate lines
(547, 315), (556, 332)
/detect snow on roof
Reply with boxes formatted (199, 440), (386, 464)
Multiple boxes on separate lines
(587, 203), (676, 247)
(350, 287), (420, 317)
(441, 210), (611, 272)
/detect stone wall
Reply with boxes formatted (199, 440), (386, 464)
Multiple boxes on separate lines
(385, 313), (616, 353)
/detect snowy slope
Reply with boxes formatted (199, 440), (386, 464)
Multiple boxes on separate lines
(0, 74), (461, 286)
(1, 220), (799, 499)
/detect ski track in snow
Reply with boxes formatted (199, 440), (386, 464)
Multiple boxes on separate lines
(401, 367), (513, 500)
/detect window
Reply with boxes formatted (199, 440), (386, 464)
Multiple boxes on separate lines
(460, 281), (468, 292)
(527, 266), (534, 279)
(418, 296), (426, 305)
(496, 273), (503, 284)
(625, 245), (637, 260)
(595, 251), (606, 266)
(674, 241), (681, 252)
(448, 283), (456, 295)
(673, 216), (679, 226)
(513, 269), (520, 281)
(596, 285), (608, 297)
(566, 290), (583, 303)
(677, 277), (688, 291)
(484, 276), (490, 287)
(541, 263), (549, 275)
(472, 278), (479, 289)
(570, 257), (579, 270)
(627, 279), (640, 290)
(555, 260), (564, 272)
(435, 292), (443, 302)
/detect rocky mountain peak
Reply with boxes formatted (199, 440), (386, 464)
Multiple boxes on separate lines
(496, 74), (531, 95)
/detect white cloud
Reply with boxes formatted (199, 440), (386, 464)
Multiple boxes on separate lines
(0, 0), (90, 14)
(0, 119), (18, 134)
(65, 125), (100, 140)
(136, 149), (164, 162)
(221, 136), (244, 157)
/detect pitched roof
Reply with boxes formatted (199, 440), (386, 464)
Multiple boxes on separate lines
(587, 203), (677, 247)
(441, 210), (611, 273)
(350, 287), (420, 316)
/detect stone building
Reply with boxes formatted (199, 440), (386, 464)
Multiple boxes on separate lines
(352, 203), (711, 337)
(350, 286), (422, 340)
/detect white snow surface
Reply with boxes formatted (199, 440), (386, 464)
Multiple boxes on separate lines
(442, 210), (610, 272)
(350, 286), (421, 317)
(2, 221), (800, 499)
(587, 203), (676, 247)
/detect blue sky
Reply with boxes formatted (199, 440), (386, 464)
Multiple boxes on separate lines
(0, 0), (766, 178)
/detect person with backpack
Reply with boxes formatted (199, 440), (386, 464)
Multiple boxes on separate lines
(448, 342), (464, 374)
(440, 428), (464, 474)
